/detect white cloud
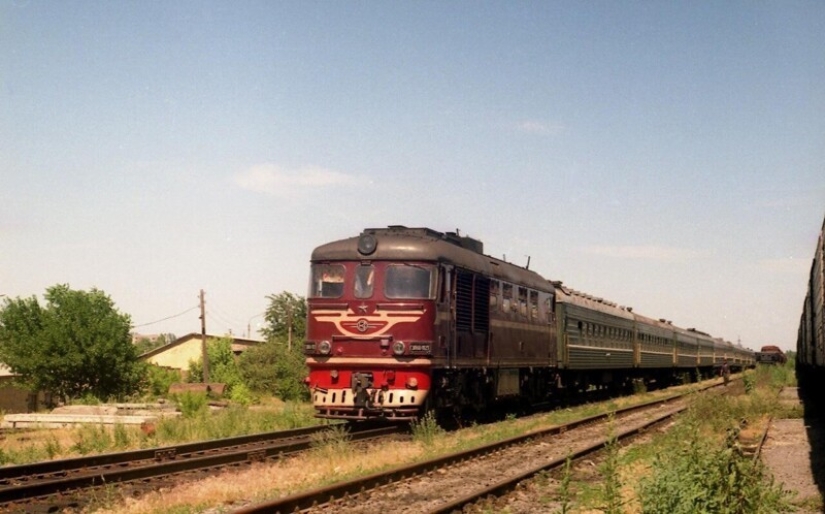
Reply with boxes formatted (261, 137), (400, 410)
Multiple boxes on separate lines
(234, 164), (357, 196)
(513, 120), (565, 136)
(580, 245), (708, 263)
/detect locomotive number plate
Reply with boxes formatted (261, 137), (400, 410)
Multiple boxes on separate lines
(410, 343), (431, 354)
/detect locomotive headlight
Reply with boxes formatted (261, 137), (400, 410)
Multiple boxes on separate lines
(406, 376), (418, 389)
(330, 369), (339, 380)
(358, 233), (377, 255)
(392, 341), (405, 355)
(319, 340), (331, 355)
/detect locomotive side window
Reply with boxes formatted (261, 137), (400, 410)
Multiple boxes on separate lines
(354, 264), (375, 298)
(385, 264), (434, 299)
(502, 283), (513, 312)
(490, 280), (500, 308)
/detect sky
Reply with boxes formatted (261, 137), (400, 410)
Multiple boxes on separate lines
(1, 1), (823, 351)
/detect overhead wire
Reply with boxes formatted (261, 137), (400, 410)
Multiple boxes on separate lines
(132, 306), (199, 328)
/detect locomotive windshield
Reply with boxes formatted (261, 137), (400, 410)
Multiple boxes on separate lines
(354, 264), (375, 298)
(309, 262), (434, 299)
(385, 264), (434, 299)
(309, 264), (345, 298)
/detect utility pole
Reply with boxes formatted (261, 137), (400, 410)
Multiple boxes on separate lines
(199, 289), (210, 383)
(287, 305), (293, 351)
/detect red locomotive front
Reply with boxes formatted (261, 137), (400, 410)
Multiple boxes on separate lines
(304, 232), (438, 420)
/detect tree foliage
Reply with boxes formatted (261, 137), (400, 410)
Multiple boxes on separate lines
(134, 333), (176, 355)
(0, 285), (145, 401)
(240, 337), (309, 401)
(260, 291), (307, 348)
(187, 336), (243, 391)
(240, 291), (309, 402)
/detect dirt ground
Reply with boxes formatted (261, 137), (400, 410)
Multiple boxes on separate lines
(760, 387), (825, 513)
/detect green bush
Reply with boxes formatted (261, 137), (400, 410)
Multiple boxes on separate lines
(411, 410), (445, 446)
(637, 416), (790, 513)
(173, 391), (209, 419)
(229, 382), (255, 407)
(187, 337), (244, 394)
(146, 365), (180, 398)
(240, 338), (309, 402)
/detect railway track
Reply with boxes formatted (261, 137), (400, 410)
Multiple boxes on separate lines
(233, 381), (728, 514)
(0, 423), (402, 513)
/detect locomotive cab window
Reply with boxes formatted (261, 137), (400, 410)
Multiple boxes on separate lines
(385, 264), (434, 299)
(310, 264), (345, 298)
(354, 264), (375, 298)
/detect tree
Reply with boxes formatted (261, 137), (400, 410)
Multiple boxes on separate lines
(240, 292), (309, 401)
(239, 337), (308, 402)
(260, 292), (307, 349)
(0, 285), (145, 401)
(134, 333), (175, 355)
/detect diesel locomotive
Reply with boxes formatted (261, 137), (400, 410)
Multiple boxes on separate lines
(304, 226), (753, 421)
(797, 214), (825, 390)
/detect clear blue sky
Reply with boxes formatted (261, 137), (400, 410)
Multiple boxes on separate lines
(1, 1), (822, 351)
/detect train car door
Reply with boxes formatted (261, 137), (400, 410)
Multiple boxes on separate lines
(438, 264), (455, 368)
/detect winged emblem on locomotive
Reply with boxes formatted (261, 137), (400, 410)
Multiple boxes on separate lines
(312, 307), (424, 338)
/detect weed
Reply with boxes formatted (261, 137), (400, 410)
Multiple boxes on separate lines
(173, 391), (209, 419)
(599, 419), (623, 514)
(637, 405), (792, 514)
(310, 425), (351, 461)
(44, 436), (63, 459)
(113, 423), (131, 449)
(743, 372), (756, 393)
(411, 410), (445, 447)
(557, 456), (573, 514)
(71, 424), (112, 455)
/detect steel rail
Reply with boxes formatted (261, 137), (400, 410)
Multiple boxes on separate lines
(0, 423), (333, 483)
(0, 424), (398, 510)
(429, 407), (680, 513)
(233, 383), (724, 514)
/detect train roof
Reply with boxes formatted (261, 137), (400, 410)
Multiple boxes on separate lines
(554, 285), (635, 320)
(311, 226), (555, 291)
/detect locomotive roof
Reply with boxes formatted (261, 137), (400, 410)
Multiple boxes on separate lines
(311, 226), (554, 291)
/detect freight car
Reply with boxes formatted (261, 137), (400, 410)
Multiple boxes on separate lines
(797, 214), (825, 391)
(304, 226), (754, 421)
(755, 345), (787, 365)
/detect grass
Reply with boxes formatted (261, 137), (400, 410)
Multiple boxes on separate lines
(0, 397), (319, 466)
(1, 369), (805, 513)
(553, 365), (800, 514)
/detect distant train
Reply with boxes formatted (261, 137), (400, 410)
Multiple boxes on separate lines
(304, 226), (754, 421)
(796, 214), (825, 389)
(755, 345), (787, 365)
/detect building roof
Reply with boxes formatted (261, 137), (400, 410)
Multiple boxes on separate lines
(138, 333), (264, 360)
